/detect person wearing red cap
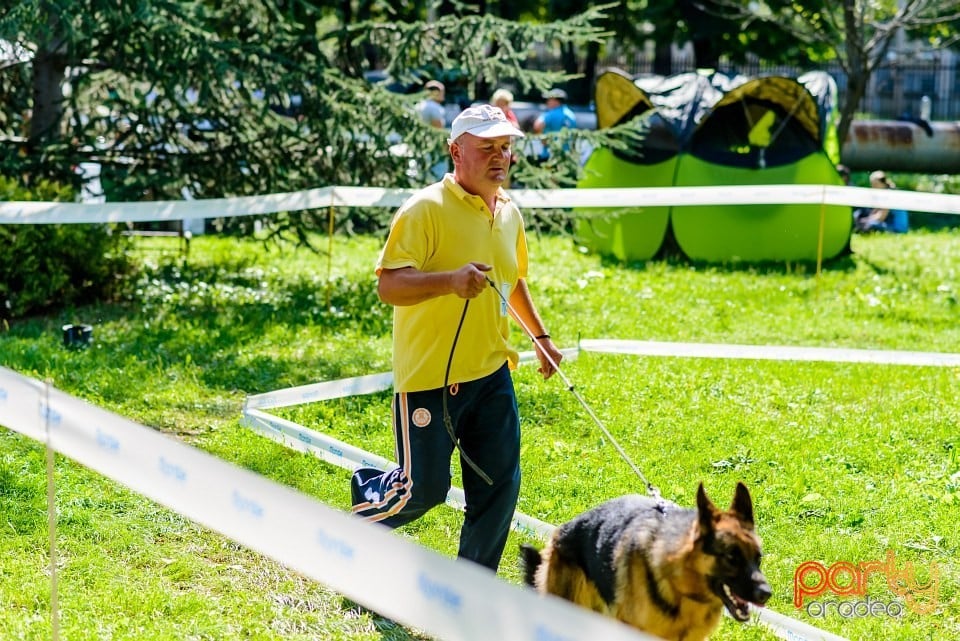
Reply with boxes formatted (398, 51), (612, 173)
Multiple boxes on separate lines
(350, 104), (563, 572)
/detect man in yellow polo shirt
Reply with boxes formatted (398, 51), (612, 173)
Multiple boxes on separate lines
(351, 104), (563, 572)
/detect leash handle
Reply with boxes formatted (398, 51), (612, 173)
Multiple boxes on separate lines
(484, 277), (661, 498)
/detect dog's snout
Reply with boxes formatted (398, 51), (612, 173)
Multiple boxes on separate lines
(752, 576), (772, 604)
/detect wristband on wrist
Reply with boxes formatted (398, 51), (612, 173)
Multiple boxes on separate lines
(534, 333), (550, 340)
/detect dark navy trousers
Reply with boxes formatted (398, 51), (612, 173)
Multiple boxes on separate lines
(350, 362), (521, 571)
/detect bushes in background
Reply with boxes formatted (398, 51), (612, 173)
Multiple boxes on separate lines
(0, 176), (135, 321)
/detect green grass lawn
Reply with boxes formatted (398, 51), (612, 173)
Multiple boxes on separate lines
(1, 229), (958, 640)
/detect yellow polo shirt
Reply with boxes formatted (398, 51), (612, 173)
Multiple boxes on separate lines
(377, 175), (528, 393)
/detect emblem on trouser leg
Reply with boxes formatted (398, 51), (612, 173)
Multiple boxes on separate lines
(412, 407), (432, 427)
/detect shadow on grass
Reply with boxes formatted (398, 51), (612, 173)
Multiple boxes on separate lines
(0, 255), (393, 397)
(598, 253), (860, 275)
(590, 223), (861, 275)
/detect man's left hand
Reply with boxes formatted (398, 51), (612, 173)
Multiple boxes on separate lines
(534, 337), (563, 380)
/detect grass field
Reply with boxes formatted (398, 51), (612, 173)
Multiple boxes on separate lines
(1, 228), (958, 640)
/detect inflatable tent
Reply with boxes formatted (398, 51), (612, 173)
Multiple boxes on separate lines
(576, 69), (851, 262)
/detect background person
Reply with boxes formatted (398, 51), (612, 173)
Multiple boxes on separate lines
(491, 88), (520, 186)
(838, 163), (868, 224)
(836, 164), (851, 185)
(350, 104), (563, 572)
(856, 170), (909, 233)
(416, 79), (449, 179)
(532, 87), (577, 162)
(415, 79), (446, 129)
(532, 88), (576, 134)
(491, 88), (519, 127)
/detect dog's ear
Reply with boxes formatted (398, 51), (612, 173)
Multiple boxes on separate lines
(696, 482), (719, 533)
(730, 481), (755, 525)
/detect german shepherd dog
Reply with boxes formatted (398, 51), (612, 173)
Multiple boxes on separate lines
(521, 482), (771, 641)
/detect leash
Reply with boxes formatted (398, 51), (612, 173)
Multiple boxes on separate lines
(442, 299), (495, 485)
(483, 277), (664, 503)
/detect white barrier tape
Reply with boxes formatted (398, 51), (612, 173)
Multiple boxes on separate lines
(3, 184), (958, 224)
(242, 407), (392, 471)
(579, 339), (960, 368)
(0, 186), (336, 224)
(241, 407), (555, 540)
(330, 186), (417, 208)
(0, 365), (660, 641)
(0, 370), (47, 441)
(245, 347), (580, 411)
(245, 372), (394, 411)
(246, 339), (958, 418)
(513, 184), (960, 216)
(749, 605), (849, 641)
(820, 184), (960, 215)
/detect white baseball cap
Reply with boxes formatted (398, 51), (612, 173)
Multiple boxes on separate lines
(448, 104), (525, 142)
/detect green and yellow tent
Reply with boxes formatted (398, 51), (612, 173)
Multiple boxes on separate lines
(576, 69), (851, 263)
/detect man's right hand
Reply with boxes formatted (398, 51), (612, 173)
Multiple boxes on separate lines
(451, 262), (492, 299)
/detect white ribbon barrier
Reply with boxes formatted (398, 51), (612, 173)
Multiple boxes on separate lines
(0, 365), (660, 641)
(244, 347), (581, 411)
(749, 607), (849, 641)
(3, 184), (959, 224)
(245, 371), (394, 412)
(579, 339), (960, 368)
(509, 184), (960, 216)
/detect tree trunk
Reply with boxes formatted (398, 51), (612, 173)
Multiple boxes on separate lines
(561, 41), (577, 77)
(578, 40), (599, 105)
(692, 37), (719, 71)
(654, 41), (673, 76)
(837, 0), (865, 155)
(358, 0), (380, 69)
(838, 73), (866, 147)
(29, 22), (66, 146)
